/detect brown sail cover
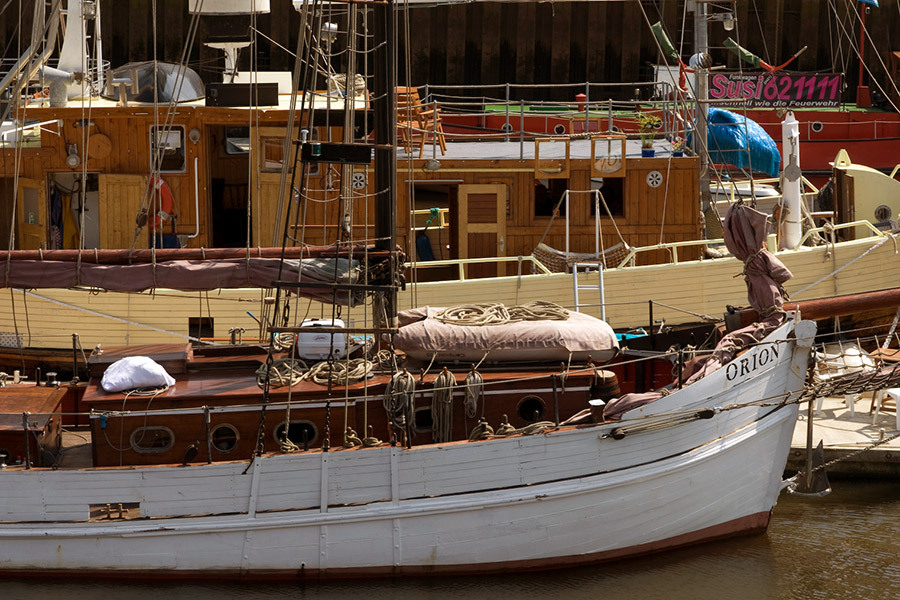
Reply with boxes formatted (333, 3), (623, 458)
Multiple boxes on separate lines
(0, 257), (364, 305)
(603, 203), (793, 419)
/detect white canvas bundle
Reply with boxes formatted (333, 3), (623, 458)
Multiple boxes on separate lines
(100, 356), (176, 392)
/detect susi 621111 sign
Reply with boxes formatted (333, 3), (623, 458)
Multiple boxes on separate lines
(709, 72), (843, 108)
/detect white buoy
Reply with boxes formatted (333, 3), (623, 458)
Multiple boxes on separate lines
(780, 110), (803, 250)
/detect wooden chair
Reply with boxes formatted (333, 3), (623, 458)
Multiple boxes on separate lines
(395, 87), (446, 158)
(396, 87), (425, 155)
(418, 102), (447, 158)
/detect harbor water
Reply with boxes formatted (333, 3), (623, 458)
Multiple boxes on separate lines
(5, 480), (900, 600)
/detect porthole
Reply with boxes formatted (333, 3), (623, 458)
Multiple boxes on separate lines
(500, 122), (514, 133)
(610, 125), (621, 133)
(811, 121), (824, 133)
(875, 205), (893, 222)
(130, 426), (175, 453)
(414, 406), (433, 433)
(517, 395), (546, 423)
(211, 424), (240, 453)
(274, 420), (318, 447)
(553, 124), (567, 135)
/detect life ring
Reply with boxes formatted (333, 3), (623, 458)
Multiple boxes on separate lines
(149, 174), (176, 231)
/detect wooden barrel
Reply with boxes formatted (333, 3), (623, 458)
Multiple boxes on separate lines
(590, 369), (620, 402)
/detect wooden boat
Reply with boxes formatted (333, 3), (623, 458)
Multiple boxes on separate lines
(0, 0), (898, 381)
(0, 0), (820, 579)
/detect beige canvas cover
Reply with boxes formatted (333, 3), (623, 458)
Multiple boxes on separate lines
(395, 306), (619, 363)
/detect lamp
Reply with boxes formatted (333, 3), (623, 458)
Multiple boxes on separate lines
(65, 144), (80, 168)
(709, 12), (735, 31)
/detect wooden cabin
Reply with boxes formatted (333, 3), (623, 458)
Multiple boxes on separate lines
(75, 340), (679, 468)
(0, 98), (701, 274)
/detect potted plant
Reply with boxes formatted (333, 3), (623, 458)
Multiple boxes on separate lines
(672, 135), (685, 157)
(638, 113), (661, 157)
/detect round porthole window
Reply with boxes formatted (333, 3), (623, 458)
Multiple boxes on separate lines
(517, 395), (546, 423)
(211, 424), (240, 453)
(130, 426), (175, 453)
(811, 121), (824, 133)
(553, 124), (567, 135)
(875, 205), (892, 222)
(274, 420), (318, 447)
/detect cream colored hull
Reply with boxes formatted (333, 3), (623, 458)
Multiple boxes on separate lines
(0, 234), (894, 349)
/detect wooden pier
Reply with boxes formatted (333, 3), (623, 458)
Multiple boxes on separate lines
(788, 395), (900, 478)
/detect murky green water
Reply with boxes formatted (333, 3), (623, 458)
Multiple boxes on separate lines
(5, 480), (900, 600)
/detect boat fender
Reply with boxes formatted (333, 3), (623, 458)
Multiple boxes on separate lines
(150, 174), (177, 231)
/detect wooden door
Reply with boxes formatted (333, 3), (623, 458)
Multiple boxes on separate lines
(17, 178), (46, 250)
(456, 184), (508, 279)
(98, 174), (149, 249)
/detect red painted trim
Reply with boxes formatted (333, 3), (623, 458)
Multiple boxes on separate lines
(0, 510), (772, 582)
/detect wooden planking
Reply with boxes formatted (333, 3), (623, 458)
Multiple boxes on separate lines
(98, 174), (149, 249)
(0, 3), (894, 96)
(550, 2), (571, 87)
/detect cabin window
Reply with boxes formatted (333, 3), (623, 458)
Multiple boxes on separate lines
(534, 178), (568, 217)
(0, 119), (52, 148)
(517, 395), (545, 423)
(130, 426), (175, 453)
(590, 177), (624, 217)
(275, 420), (318, 447)
(225, 127), (250, 155)
(211, 424), (240, 453)
(150, 125), (186, 172)
(189, 317), (214, 342)
(262, 129), (319, 175)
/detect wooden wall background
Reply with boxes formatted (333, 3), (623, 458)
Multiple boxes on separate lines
(1, 0), (897, 104)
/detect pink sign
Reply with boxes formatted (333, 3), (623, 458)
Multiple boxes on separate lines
(708, 72), (843, 108)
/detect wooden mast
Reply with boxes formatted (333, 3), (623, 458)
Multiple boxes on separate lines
(373, 0), (398, 324)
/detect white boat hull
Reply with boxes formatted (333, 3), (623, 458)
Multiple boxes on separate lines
(0, 404), (796, 577)
(0, 319), (810, 578)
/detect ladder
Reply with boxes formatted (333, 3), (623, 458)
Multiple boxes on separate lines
(572, 263), (606, 321)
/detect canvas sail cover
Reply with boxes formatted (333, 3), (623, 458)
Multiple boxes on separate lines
(0, 256), (366, 306)
(604, 203), (792, 418)
(394, 305), (619, 363)
(102, 62), (205, 104)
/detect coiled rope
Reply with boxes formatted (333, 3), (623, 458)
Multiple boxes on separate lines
(302, 358), (373, 386)
(383, 369), (415, 439)
(464, 367), (484, 419)
(432, 367), (456, 443)
(255, 358), (307, 388)
(434, 300), (569, 326)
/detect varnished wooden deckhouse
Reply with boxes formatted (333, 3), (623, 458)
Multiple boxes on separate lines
(0, 96), (700, 271)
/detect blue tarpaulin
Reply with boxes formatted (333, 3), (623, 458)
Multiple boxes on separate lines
(694, 107), (781, 177)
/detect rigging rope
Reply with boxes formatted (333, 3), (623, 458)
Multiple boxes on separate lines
(463, 367), (484, 419)
(383, 369), (415, 443)
(432, 367), (456, 443)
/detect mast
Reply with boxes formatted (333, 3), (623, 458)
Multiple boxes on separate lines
(691, 0), (711, 214)
(373, 0), (398, 325)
